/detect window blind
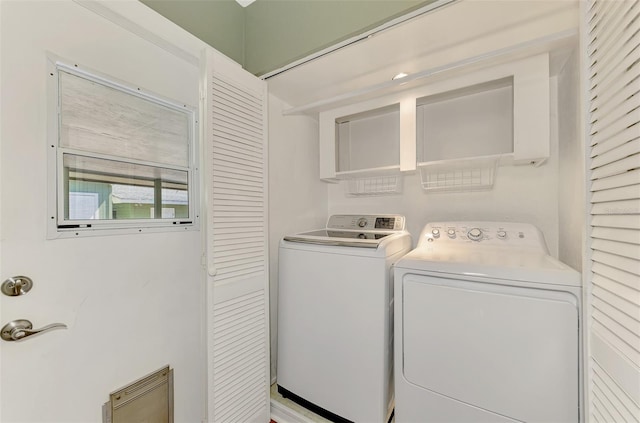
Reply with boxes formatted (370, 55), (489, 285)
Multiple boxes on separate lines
(587, 0), (640, 421)
(59, 69), (190, 167)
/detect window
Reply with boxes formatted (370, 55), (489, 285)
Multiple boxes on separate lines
(48, 60), (198, 236)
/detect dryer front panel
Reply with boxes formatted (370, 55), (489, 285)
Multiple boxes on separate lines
(402, 274), (579, 422)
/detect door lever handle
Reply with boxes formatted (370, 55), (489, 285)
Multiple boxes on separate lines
(1, 319), (67, 341)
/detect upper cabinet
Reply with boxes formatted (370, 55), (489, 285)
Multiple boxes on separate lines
(335, 104), (400, 175)
(325, 100), (417, 179)
(416, 77), (514, 164)
(319, 53), (550, 188)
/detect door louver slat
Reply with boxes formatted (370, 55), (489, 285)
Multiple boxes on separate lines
(590, 168), (640, 192)
(590, 124), (640, 154)
(592, 262), (640, 290)
(588, 3), (639, 64)
(590, 155), (640, 180)
(593, 285), (638, 322)
(592, 363), (639, 422)
(587, 1), (640, 421)
(590, 70), (640, 119)
(590, 184), (640, 203)
(209, 289), (267, 422)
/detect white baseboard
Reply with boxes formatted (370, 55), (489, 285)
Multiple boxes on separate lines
(270, 399), (315, 423)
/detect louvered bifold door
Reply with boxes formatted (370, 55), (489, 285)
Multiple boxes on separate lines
(586, 1), (640, 422)
(203, 49), (270, 423)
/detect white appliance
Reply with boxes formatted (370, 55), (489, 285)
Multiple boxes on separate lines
(394, 222), (582, 423)
(278, 214), (412, 422)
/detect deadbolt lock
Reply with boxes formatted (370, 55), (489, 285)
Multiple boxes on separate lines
(1, 276), (33, 296)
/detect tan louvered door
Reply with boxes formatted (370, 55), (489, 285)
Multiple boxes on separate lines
(586, 0), (640, 421)
(203, 49), (270, 423)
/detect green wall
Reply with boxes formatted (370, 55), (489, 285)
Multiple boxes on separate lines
(244, 0), (429, 76)
(140, 0), (246, 65)
(140, 0), (431, 76)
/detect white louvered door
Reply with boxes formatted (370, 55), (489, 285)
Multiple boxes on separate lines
(203, 49), (270, 423)
(586, 0), (640, 421)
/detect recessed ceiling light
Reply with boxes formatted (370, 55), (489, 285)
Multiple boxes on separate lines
(392, 72), (409, 80)
(235, 0), (256, 7)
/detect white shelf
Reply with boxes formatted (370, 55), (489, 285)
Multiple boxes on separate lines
(335, 165), (401, 179)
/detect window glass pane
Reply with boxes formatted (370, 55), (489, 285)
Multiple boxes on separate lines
(160, 187), (189, 218)
(59, 70), (190, 167)
(64, 154), (188, 221)
(69, 192), (100, 219)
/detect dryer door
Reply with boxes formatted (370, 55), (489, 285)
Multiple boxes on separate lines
(402, 274), (579, 423)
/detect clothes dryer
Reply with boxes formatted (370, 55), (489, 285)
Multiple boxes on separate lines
(278, 214), (411, 422)
(394, 222), (582, 423)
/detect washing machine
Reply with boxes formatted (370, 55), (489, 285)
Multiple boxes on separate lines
(277, 214), (411, 423)
(394, 222), (582, 423)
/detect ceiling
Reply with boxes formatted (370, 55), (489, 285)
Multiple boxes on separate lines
(265, 0), (579, 115)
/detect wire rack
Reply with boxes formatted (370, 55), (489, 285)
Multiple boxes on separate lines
(418, 157), (497, 192)
(345, 175), (402, 196)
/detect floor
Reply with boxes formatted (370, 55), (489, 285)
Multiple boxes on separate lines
(270, 383), (396, 423)
(270, 383), (333, 423)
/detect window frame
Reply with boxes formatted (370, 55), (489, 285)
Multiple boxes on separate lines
(47, 57), (199, 238)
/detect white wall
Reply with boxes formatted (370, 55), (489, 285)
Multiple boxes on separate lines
(268, 93), (328, 381)
(0, 2), (204, 421)
(557, 49), (585, 271)
(268, 56), (584, 386)
(322, 64), (587, 260)
(327, 104), (562, 256)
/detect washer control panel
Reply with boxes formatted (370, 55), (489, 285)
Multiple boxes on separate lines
(419, 222), (547, 249)
(327, 215), (406, 232)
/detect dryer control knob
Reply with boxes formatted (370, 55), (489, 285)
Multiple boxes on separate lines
(431, 229), (440, 238)
(447, 229), (456, 238)
(497, 230), (507, 239)
(357, 218), (367, 228)
(467, 228), (483, 241)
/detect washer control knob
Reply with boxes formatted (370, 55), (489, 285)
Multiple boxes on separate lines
(447, 229), (456, 238)
(431, 229), (440, 238)
(467, 228), (483, 241)
(497, 230), (507, 239)
(357, 218), (367, 228)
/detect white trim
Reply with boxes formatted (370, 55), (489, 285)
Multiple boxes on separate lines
(198, 46), (211, 423)
(270, 399), (316, 423)
(283, 29), (576, 116)
(57, 61), (197, 112)
(73, 0), (205, 66)
(579, 1), (593, 420)
(260, 0), (457, 80)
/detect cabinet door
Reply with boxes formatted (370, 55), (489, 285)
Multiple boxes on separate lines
(204, 49), (270, 423)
